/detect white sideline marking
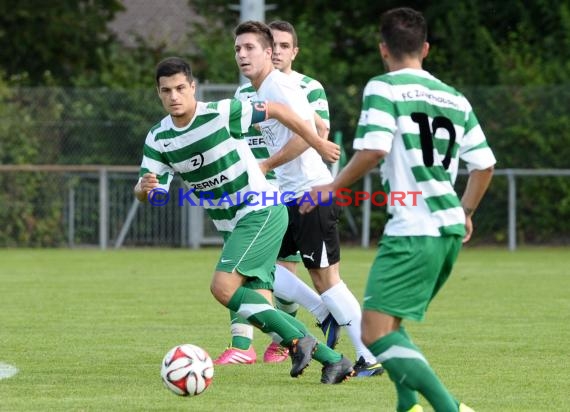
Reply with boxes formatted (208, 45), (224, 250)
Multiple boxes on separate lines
(0, 363), (19, 380)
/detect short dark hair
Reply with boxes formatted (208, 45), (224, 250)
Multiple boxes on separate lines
(268, 20), (298, 48)
(234, 20), (274, 50)
(380, 7), (427, 60)
(155, 57), (193, 85)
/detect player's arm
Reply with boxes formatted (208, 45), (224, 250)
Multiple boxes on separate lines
(460, 166), (494, 243)
(299, 149), (386, 214)
(332, 149), (386, 190)
(314, 112), (330, 140)
(252, 101), (340, 163)
(259, 134), (309, 175)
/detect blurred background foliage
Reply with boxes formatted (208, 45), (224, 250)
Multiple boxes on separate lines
(0, 0), (569, 245)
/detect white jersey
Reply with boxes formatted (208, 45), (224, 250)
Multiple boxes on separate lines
(256, 70), (333, 197)
(234, 71), (331, 187)
(355, 68), (496, 237)
(233, 83), (278, 185)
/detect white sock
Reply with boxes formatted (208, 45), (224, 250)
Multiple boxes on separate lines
(230, 323), (254, 340)
(321, 280), (376, 364)
(273, 264), (330, 323)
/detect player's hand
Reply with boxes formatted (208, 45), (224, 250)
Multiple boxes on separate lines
(140, 172), (159, 193)
(299, 184), (333, 214)
(463, 215), (473, 243)
(317, 140), (341, 163)
(135, 172), (160, 202)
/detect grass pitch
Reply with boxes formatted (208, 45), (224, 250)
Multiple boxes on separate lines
(0, 247), (568, 411)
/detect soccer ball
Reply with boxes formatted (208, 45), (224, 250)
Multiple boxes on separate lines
(160, 344), (214, 396)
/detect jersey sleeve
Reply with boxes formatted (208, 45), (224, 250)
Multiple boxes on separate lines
(459, 105), (497, 172)
(227, 98), (269, 139)
(305, 79), (330, 128)
(138, 131), (175, 190)
(353, 78), (396, 153)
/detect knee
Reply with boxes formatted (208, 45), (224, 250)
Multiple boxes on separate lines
(361, 328), (396, 346)
(361, 311), (400, 346)
(361, 329), (383, 347)
(210, 279), (230, 306)
(309, 267), (340, 293)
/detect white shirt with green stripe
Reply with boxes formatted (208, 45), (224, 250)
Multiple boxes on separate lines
(236, 70), (332, 198)
(354, 68), (496, 237)
(138, 99), (280, 234)
(288, 70), (330, 129)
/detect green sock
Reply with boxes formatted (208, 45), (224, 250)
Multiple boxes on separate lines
(231, 336), (251, 350)
(368, 330), (459, 412)
(227, 287), (302, 346)
(312, 342), (342, 365)
(276, 309), (341, 365)
(228, 310), (251, 350)
(395, 326), (419, 411)
(275, 296), (299, 317)
(395, 381), (419, 412)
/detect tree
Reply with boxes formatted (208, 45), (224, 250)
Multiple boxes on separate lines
(0, 0), (124, 86)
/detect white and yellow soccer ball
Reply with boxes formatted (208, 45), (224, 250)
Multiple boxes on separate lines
(160, 344), (214, 396)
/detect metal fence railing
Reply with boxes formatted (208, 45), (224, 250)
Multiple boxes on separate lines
(361, 168), (570, 251)
(1, 165), (568, 250)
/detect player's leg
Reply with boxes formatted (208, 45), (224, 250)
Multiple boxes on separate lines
(264, 259), (299, 363)
(210, 205), (312, 374)
(274, 306), (354, 384)
(214, 310), (256, 365)
(265, 257), (336, 362)
(362, 235), (464, 411)
(294, 202), (381, 375)
(265, 258), (337, 363)
(212, 271), (352, 382)
(210, 205), (351, 382)
(213, 226), (256, 365)
(395, 325), (421, 411)
(274, 259), (300, 319)
(274, 259), (330, 324)
(276, 212), (336, 344)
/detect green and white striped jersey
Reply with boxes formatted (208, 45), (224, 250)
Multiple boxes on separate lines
(138, 99), (280, 234)
(354, 68), (496, 237)
(234, 70), (331, 187)
(288, 70), (330, 129)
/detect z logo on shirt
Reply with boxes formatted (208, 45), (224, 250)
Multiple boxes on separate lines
(183, 152), (204, 172)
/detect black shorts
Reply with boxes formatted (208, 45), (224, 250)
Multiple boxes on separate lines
(278, 202), (341, 269)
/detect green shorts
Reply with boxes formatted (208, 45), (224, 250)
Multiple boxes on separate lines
(363, 235), (462, 321)
(217, 205), (288, 290)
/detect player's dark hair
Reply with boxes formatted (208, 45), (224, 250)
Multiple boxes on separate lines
(268, 20), (298, 48)
(380, 7), (427, 60)
(234, 20), (274, 50)
(155, 57), (193, 85)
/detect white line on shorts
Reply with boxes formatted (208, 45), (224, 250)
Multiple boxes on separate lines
(0, 363), (19, 380)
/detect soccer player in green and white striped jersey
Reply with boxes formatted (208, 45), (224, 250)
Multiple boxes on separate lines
(134, 57), (353, 384)
(302, 8), (495, 411)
